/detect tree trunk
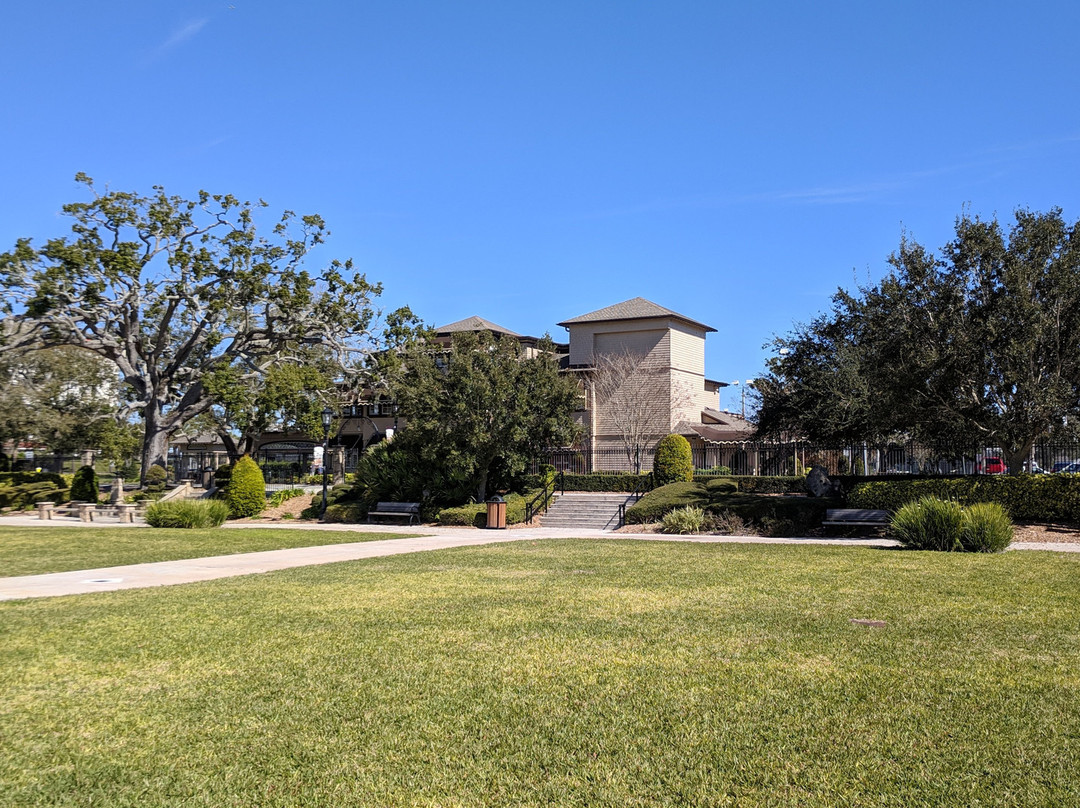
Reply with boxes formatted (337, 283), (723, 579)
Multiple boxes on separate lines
(217, 431), (241, 462)
(476, 467), (489, 505)
(1003, 441), (1034, 477)
(140, 408), (172, 487)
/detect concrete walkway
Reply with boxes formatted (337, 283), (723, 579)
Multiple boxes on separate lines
(0, 517), (1075, 601)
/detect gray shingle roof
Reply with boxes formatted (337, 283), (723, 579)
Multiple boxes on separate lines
(557, 297), (715, 332)
(435, 316), (521, 337)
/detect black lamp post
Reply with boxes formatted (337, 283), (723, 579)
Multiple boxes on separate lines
(320, 406), (333, 519)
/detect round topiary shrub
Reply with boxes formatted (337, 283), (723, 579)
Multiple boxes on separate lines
(70, 465), (99, 503)
(144, 464), (168, 493)
(960, 502), (1013, 552)
(653, 434), (693, 485)
(227, 455), (266, 518)
(890, 497), (963, 551)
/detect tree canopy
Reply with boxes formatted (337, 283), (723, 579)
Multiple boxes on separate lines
(393, 330), (580, 502)
(0, 175), (393, 481)
(756, 208), (1080, 474)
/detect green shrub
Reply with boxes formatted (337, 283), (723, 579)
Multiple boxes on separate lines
(960, 502), (1013, 553)
(144, 464), (168, 493)
(703, 477), (738, 495)
(653, 434), (693, 485)
(214, 463), (234, 484)
(70, 465), (100, 503)
(729, 476), (807, 494)
(267, 488), (307, 508)
(890, 497), (964, 551)
(707, 493), (837, 536)
(848, 475), (1080, 522)
(0, 471), (66, 488)
(624, 482), (705, 524)
(661, 505), (706, 534)
(705, 511), (751, 535)
(145, 499), (231, 528)
(227, 455), (266, 518)
(519, 472), (651, 493)
(0, 482), (70, 509)
(323, 502), (367, 523)
(436, 492), (530, 527)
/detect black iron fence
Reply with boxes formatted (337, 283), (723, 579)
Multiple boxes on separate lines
(527, 442), (1080, 476)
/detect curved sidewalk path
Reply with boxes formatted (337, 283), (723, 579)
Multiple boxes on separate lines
(0, 517), (1074, 601)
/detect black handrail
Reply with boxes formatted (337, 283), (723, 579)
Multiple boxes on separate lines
(525, 473), (558, 523)
(617, 472), (654, 528)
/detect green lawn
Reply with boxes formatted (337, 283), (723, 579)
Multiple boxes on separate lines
(0, 526), (415, 577)
(2, 540), (1078, 806)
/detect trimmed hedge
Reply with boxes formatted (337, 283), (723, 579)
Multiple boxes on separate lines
(707, 493), (839, 536)
(624, 482), (707, 524)
(0, 471), (66, 488)
(323, 502), (367, 523)
(0, 482), (71, 510)
(625, 480), (838, 535)
(848, 476), (1080, 522)
(519, 473), (652, 493)
(436, 492), (531, 527)
(227, 455), (266, 518)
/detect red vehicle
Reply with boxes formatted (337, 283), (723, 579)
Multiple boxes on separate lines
(982, 457), (1008, 474)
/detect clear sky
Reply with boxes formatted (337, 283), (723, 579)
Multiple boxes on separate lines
(3, 1), (1079, 399)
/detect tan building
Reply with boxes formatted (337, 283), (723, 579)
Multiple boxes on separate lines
(557, 297), (754, 470)
(232, 298), (754, 476)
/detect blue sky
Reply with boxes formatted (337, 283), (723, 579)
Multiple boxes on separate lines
(3, 1), (1079, 399)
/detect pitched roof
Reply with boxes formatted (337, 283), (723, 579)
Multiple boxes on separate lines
(435, 316), (521, 337)
(557, 297), (715, 332)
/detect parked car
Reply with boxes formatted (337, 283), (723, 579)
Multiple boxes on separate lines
(983, 457), (1008, 474)
(1051, 459), (1080, 473)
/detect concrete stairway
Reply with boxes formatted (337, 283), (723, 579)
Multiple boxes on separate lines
(539, 492), (636, 531)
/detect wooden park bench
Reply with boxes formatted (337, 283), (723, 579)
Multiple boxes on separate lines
(823, 509), (890, 529)
(367, 502), (421, 525)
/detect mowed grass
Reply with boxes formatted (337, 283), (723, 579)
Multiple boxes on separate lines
(2, 540), (1079, 807)
(0, 526), (415, 577)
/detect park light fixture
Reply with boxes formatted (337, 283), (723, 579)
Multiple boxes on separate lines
(320, 406), (333, 519)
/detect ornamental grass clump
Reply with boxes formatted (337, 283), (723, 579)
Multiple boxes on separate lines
(227, 455), (266, 518)
(145, 499), (230, 528)
(661, 505), (706, 534)
(960, 502), (1014, 552)
(890, 497), (964, 551)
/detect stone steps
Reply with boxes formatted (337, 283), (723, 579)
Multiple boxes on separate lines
(539, 493), (635, 530)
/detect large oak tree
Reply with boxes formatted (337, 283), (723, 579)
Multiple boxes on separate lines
(0, 175), (386, 482)
(756, 208), (1080, 474)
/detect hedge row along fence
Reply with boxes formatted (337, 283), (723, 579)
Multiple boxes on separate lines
(848, 475), (1080, 522)
(518, 473), (808, 495)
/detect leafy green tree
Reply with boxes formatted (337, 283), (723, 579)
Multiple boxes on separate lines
(393, 331), (580, 502)
(757, 208), (1080, 474)
(0, 174), (389, 483)
(0, 346), (123, 454)
(201, 357), (337, 459)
